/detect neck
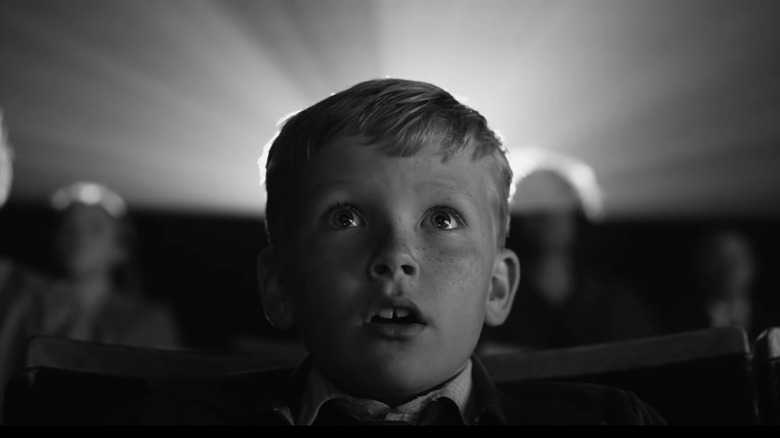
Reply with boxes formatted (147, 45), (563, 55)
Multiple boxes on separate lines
(69, 273), (112, 313)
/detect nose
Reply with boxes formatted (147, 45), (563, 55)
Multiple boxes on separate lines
(369, 228), (419, 279)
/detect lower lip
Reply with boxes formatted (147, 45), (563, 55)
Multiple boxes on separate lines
(363, 322), (426, 339)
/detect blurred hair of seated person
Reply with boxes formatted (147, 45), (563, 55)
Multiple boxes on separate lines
(0, 179), (183, 422)
(0, 110), (11, 208)
(479, 163), (662, 354)
(0, 109), (30, 423)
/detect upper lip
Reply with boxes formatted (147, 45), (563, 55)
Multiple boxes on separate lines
(366, 297), (426, 325)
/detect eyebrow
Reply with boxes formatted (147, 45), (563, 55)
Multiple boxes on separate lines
(420, 181), (480, 206)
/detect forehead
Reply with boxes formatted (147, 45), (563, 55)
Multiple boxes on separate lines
(299, 136), (497, 200)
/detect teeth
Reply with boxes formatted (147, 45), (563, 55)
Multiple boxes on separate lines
(378, 308), (394, 319)
(394, 307), (410, 318)
(376, 307), (411, 320)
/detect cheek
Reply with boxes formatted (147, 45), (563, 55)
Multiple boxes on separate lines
(420, 242), (492, 361)
(296, 236), (365, 285)
(423, 239), (493, 314)
(286, 241), (366, 318)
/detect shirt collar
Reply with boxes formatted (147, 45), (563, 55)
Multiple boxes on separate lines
(297, 359), (475, 425)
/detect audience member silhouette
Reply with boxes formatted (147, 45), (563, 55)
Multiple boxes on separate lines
(42, 181), (183, 346)
(0, 110), (11, 208)
(0, 180), (183, 422)
(666, 226), (763, 338)
(479, 166), (662, 353)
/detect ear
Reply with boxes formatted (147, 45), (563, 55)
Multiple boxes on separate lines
(256, 247), (294, 330)
(484, 248), (521, 327)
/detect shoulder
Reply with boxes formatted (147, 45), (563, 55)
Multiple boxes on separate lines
(0, 258), (50, 294)
(496, 380), (667, 425)
(0, 259), (55, 323)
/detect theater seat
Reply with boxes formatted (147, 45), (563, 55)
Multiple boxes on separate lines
(20, 335), (306, 379)
(754, 327), (780, 425)
(2, 327), (764, 425)
(2, 335), (305, 425)
(479, 326), (760, 425)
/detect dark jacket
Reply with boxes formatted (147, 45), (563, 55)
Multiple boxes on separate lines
(101, 355), (666, 425)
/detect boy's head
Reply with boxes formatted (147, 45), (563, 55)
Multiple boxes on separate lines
(257, 78), (520, 405)
(262, 78), (514, 251)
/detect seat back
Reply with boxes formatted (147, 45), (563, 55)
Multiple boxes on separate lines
(22, 335), (305, 378)
(2, 335), (305, 424)
(754, 327), (780, 425)
(480, 326), (760, 425)
(3, 329), (763, 425)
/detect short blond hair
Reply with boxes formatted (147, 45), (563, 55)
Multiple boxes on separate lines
(262, 78), (514, 250)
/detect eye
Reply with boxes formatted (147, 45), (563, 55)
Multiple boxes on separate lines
(427, 207), (464, 231)
(324, 204), (363, 229)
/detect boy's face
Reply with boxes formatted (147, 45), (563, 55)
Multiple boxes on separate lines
(272, 136), (517, 403)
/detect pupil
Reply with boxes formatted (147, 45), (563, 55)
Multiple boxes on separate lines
(435, 214), (450, 228)
(337, 212), (353, 227)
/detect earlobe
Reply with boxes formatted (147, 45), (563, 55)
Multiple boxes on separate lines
(484, 248), (521, 327)
(257, 247), (294, 330)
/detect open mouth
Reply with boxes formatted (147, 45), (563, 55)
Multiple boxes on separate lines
(370, 306), (422, 325)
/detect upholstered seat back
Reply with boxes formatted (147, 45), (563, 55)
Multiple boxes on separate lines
(480, 326), (760, 425)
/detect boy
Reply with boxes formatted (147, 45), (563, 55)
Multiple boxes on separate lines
(100, 78), (664, 425)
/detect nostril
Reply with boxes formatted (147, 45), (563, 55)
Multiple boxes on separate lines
(372, 264), (416, 277)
